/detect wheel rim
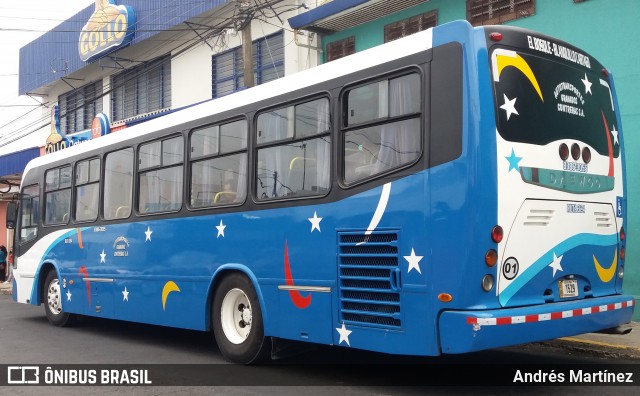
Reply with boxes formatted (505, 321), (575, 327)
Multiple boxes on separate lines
(220, 288), (252, 344)
(47, 278), (62, 316)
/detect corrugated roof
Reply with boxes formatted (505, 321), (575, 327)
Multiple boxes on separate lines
(288, 0), (431, 34)
(0, 147), (40, 177)
(19, 0), (232, 95)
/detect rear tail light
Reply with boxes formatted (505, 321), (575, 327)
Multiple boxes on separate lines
(602, 68), (609, 78)
(582, 147), (591, 163)
(559, 143), (569, 161)
(482, 275), (494, 292)
(491, 225), (503, 243)
(490, 32), (503, 41)
(571, 143), (581, 160)
(620, 227), (625, 241)
(620, 246), (625, 260)
(485, 250), (497, 267)
(438, 293), (453, 302)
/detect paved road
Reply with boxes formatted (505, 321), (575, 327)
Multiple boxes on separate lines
(0, 295), (637, 395)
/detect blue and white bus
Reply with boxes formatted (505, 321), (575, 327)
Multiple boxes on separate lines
(6, 20), (633, 364)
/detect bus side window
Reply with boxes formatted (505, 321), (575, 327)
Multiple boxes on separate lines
(44, 166), (71, 225)
(190, 119), (248, 208)
(19, 184), (39, 243)
(255, 98), (331, 200)
(138, 136), (184, 214)
(75, 158), (100, 222)
(104, 148), (133, 220)
(343, 73), (421, 184)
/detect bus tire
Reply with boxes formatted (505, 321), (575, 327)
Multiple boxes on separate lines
(212, 273), (271, 364)
(43, 270), (74, 327)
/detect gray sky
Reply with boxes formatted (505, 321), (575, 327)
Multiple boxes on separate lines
(0, 0), (93, 154)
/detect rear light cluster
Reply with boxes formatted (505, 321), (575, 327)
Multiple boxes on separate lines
(482, 225), (504, 292)
(559, 143), (591, 163)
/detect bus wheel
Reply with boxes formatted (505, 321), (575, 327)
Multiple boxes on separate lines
(44, 270), (73, 327)
(212, 273), (271, 364)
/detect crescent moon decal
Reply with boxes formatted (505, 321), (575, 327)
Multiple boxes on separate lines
(495, 52), (544, 102)
(593, 249), (617, 283)
(162, 281), (181, 310)
(357, 182), (392, 245)
(77, 228), (84, 249)
(284, 241), (312, 309)
(601, 111), (615, 177)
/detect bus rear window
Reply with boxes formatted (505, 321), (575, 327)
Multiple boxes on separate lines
(492, 48), (619, 158)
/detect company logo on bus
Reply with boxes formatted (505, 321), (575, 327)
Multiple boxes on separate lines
(79, 1), (136, 62)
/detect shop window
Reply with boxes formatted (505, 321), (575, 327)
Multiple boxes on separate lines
(59, 81), (103, 133)
(326, 36), (356, 62)
(112, 56), (171, 121)
(212, 31), (284, 98)
(467, 0), (535, 26)
(384, 11), (438, 43)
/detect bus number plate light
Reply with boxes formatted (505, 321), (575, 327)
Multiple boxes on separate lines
(558, 279), (578, 298)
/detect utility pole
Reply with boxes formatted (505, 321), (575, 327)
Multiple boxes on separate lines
(241, 20), (254, 88)
(237, 1), (254, 88)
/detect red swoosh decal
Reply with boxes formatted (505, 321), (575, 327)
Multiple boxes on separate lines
(602, 111), (614, 177)
(79, 266), (91, 306)
(284, 241), (312, 309)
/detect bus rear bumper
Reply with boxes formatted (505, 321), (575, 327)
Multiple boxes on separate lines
(438, 295), (635, 354)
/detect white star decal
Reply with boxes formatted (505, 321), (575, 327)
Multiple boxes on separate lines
(216, 220), (226, 238)
(500, 94), (519, 121)
(122, 287), (129, 302)
(145, 226), (153, 241)
(336, 323), (352, 346)
(581, 73), (592, 95)
(611, 125), (619, 146)
(66, 290), (72, 302)
(404, 248), (423, 274)
(548, 252), (564, 277)
(308, 211), (323, 233)
(99, 249), (106, 263)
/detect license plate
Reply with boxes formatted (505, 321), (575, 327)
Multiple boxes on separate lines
(559, 279), (578, 298)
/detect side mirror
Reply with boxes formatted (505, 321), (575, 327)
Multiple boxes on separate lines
(6, 201), (17, 229)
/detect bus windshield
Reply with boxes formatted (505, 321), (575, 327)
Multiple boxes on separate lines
(492, 47), (619, 158)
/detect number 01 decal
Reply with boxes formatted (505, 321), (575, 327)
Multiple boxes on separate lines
(502, 257), (519, 280)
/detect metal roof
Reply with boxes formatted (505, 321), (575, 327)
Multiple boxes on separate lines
(19, 0), (232, 95)
(0, 146), (40, 178)
(288, 0), (431, 34)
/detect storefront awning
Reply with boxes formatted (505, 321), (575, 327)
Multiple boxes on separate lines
(0, 147), (40, 178)
(288, 0), (431, 34)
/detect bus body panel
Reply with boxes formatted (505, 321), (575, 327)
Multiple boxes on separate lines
(439, 294), (634, 353)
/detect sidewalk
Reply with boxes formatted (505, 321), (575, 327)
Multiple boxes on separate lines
(0, 282), (637, 359)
